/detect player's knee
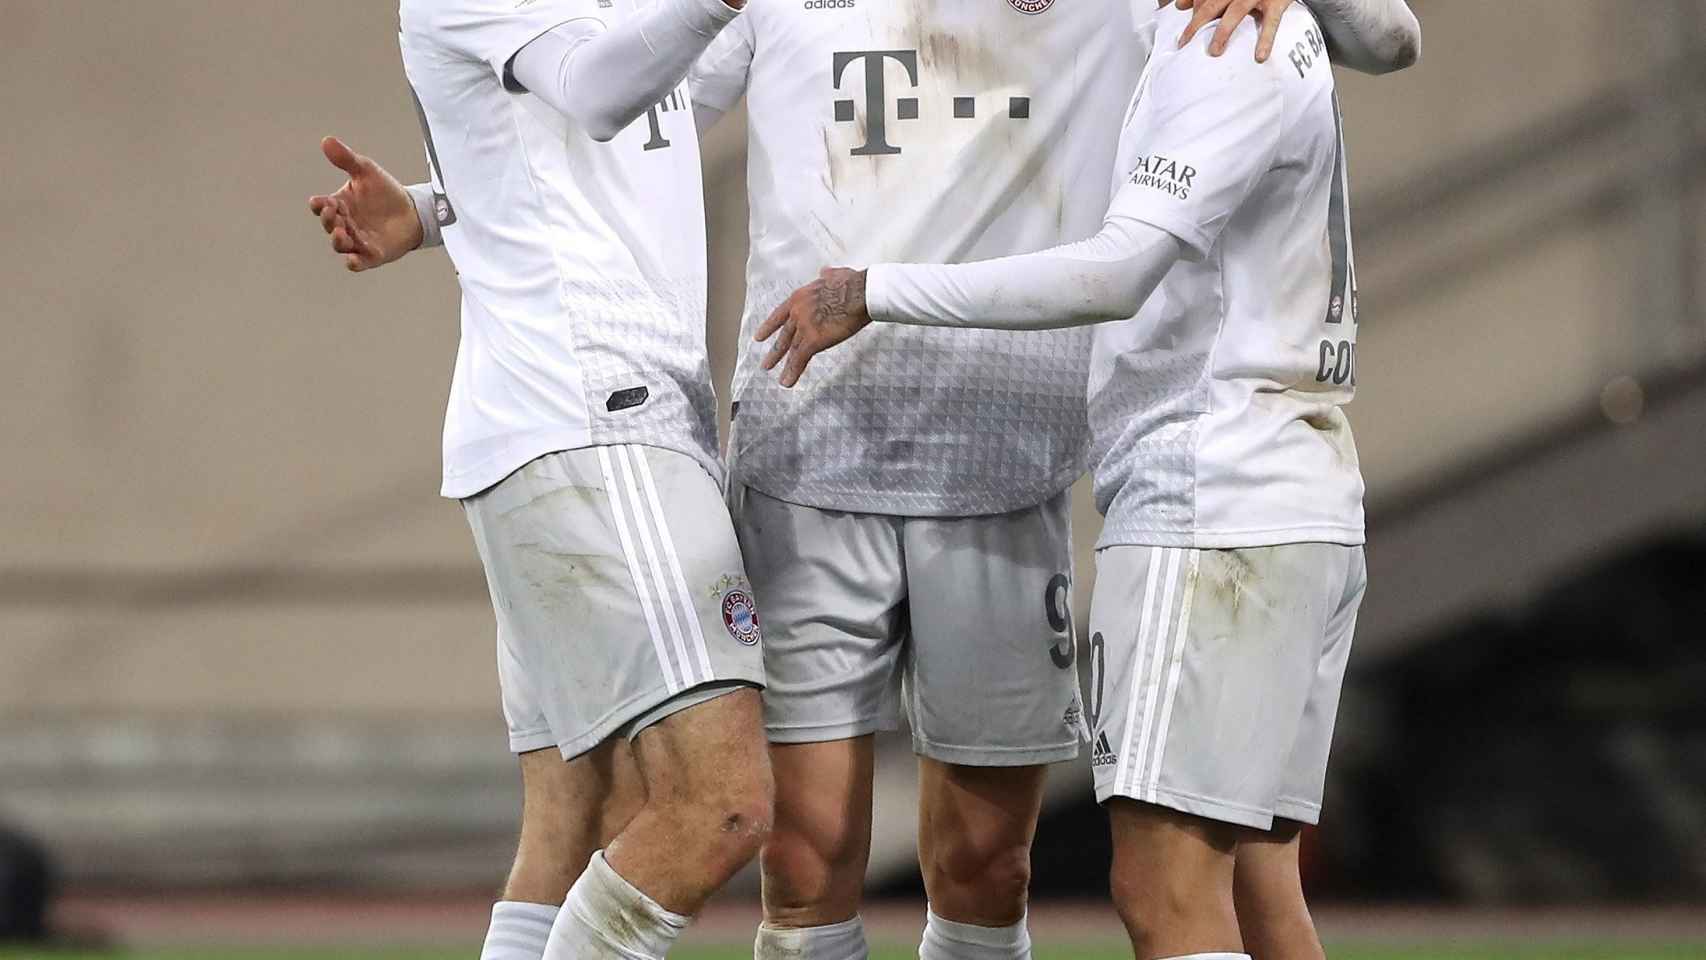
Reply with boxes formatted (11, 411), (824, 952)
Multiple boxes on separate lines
(763, 820), (857, 880)
(724, 782), (776, 853)
(1235, 834), (1307, 911)
(651, 763), (773, 866)
(1111, 852), (1199, 935)
(1115, 845), (1240, 954)
(1111, 873), (1172, 950)
(761, 814), (866, 915)
(925, 835), (1032, 914)
(702, 773), (775, 860)
(773, 784), (866, 874)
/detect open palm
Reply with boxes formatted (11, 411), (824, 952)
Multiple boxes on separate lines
(307, 137), (423, 273)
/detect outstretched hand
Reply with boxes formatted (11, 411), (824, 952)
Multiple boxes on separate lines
(755, 268), (872, 388)
(307, 137), (424, 273)
(1173, 0), (1295, 63)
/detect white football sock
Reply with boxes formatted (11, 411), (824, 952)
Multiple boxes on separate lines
(481, 901), (559, 960)
(543, 851), (689, 960)
(919, 907), (1032, 960)
(754, 916), (869, 960)
(1157, 954), (1250, 960)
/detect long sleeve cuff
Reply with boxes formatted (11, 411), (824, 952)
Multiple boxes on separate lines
(406, 183), (444, 250)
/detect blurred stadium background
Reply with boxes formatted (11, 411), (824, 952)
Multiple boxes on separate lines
(3, 0), (1704, 956)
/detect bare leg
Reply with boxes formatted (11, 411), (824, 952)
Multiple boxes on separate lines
(917, 759), (1047, 926)
(760, 736), (875, 928)
(1107, 800), (1243, 960)
(502, 740), (646, 905)
(1233, 820), (1325, 960)
(607, 687), (774, 916)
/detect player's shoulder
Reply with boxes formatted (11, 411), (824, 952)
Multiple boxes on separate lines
(398, 0), (528, 39)
(1151, 4), (1331, 94)
(398, 0), (471, 39)
(1266, 5), (1337, 91)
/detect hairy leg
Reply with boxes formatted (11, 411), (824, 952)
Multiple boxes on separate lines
(1107, 800), (1243, 960)
(608, 687), (774, 915)
(761, 736), (876, 928)
(917, 759), (1047, 926)
(503, 740), (646, 905)
(1233, 820), (1324, 960)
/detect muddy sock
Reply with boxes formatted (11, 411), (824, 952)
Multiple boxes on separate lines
(542, 850), (688, 959)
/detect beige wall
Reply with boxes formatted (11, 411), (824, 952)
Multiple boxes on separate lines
(2, 1), (1700, 717)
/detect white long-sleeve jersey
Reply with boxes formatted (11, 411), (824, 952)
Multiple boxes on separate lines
(868, 5), (1367, 549)
(400, 0), (738, 498)
(689, 0), (1414, 518)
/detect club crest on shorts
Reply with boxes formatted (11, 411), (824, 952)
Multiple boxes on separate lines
(1007, 0), (1055, 13)
(721, 589), (762, 646)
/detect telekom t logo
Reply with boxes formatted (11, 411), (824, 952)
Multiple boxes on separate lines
(833, 50), (920, 157)
(833, 50), (1033, 158)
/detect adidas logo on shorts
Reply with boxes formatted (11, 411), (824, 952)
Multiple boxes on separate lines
(1091, 732), (1117, 768)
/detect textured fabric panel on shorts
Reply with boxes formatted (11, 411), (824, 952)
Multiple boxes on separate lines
(1087, 543), (1363, 828)
(900, 487), (1085, 766)
(465, 445), (765, 761)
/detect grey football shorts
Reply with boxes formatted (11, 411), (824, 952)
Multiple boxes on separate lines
(730, 485), (1086, 767)
(463, 445), (766, 761)
(1086, 543), (1366, 828)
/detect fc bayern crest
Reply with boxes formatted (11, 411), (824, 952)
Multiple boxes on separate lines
(1008, 0), (1055, 13)
(721, 590), (762, 646)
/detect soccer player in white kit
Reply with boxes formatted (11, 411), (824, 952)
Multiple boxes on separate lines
(687, 2), (1414, 958)
(307, 2), (774, 958)
(316, 1), (1416, 957)
(758, 4), (1413, 959)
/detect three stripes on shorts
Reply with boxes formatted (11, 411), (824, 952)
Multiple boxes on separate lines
(1112, 546), (1200, 801)
(597, 446), (716, 695)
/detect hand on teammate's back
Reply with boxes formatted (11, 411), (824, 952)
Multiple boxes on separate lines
(1173, 0), (1295, 63)
(307, 137), (423, 273)
(756, 268), (871, 388)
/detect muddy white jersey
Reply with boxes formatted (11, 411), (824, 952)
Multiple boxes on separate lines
(690, 0), (1156, 516)
(1091, 5), (1365, 549)
(401, 0), (720, 499)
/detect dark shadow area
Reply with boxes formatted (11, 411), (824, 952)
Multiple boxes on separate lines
(1320, 532), (1706, 902)
(882, 531), (1706, 904)
(0, 824), (53, 943)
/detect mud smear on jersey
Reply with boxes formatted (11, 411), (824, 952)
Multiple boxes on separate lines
(1304, 408), (1359, 470)
(903, 0), (1005, 79)
(824, 0), (1065, 263)
(820, 126), (838, 195)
